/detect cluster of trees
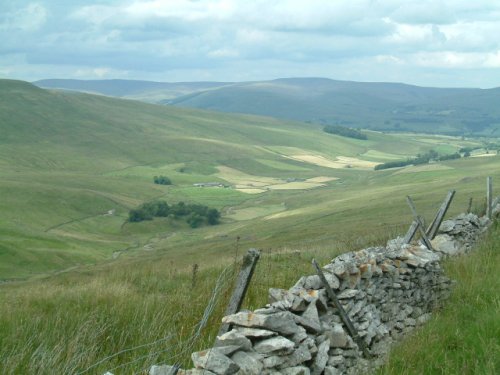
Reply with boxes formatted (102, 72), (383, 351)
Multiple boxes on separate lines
(323, 125), (368, 140)
(128, 200), (220, 228)
(437, 153), (462, 161)
(459, 143), (500, 156)
(153, 176), (172, 185)
(458, 146), (479, 157)
(484, 141), (500, 151)
(374, 159), (415, 170)
(375, 149), (463, 171)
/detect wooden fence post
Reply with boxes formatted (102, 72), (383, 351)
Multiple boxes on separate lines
(467, 197), (473, 214)
(487, 177), (492, 219)
(217, 248), (260, 337)
(312, 259), (371, 358)
(403, 221), (419, 244)
(406, 196), (434, 250)
(426, 190), (455, 240)
(403, 191), (454, 244)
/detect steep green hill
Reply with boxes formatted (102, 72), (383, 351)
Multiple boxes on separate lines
(0, 79), (496, 280)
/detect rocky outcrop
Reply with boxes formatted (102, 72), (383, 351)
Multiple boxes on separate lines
(146, 209), (496, 375)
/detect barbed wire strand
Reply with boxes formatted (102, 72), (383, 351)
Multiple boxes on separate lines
(76, 333), (176, 375)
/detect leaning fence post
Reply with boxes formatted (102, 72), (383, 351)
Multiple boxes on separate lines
(217, 248), (260, 337)
(467, 197), (473, 214)
(403, 220), (419, 244)
(312, 259), (371, 358)
(426, 190), (455, 240)
(406, 196), (434, 250)
(403, 191), (454, 244)
(487, 176), (493, 219)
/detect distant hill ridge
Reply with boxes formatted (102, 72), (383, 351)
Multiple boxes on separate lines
(34, 77), (500, 136)
(167, 77), (500, 136)
(34, 78), (232, 102)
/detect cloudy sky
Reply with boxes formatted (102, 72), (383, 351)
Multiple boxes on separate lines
(1, 0), (500, 87)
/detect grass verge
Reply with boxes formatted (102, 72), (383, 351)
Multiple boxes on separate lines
(378, 222), (500, 375)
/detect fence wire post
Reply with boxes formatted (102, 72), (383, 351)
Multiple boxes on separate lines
(403, 220), (419, 244)
(217, 248), (260, 337)
(312, 259), (371, 359)
(426, 190), (455, 240)
(406, 196), (434, 250)
(487, 176), (493, 219)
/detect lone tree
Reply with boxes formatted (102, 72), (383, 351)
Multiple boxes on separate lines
(154, 176), (172, 185)
(207, 208), (221, 225)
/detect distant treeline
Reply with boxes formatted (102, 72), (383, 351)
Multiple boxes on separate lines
(128, 200), (220, 228)
(323, 125), (367, 140)
(457, 145), (500, 155)
(374, 150), (462, 170)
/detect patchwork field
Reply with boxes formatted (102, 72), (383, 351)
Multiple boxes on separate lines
(392, 163), (454, 174)
(215, 165), (336, 193)
(285, 154), (379, 169)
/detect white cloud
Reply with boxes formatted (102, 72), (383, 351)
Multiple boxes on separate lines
(440, 20), (500, 51)
(408, 51), (500, 69)
(375, 55), (403, 64)
(207, 48), (239, 58)
(125, 0), (236, 21)
(386, 22), (436, 44)
(484, 51), (500, 68)
(0, 2), (47, 31)
(70, 5), (116, 26)
(74, 66), (129, 78)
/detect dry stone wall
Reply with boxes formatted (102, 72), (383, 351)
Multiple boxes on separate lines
(148, 206), (497, 375)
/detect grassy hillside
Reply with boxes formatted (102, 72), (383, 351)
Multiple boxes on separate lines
(168, 78), (500, 136)
(0, 79), (497, 282)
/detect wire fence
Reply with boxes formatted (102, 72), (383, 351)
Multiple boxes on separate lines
(76, 264), (234, 375)
(133, 265), (234, 375)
